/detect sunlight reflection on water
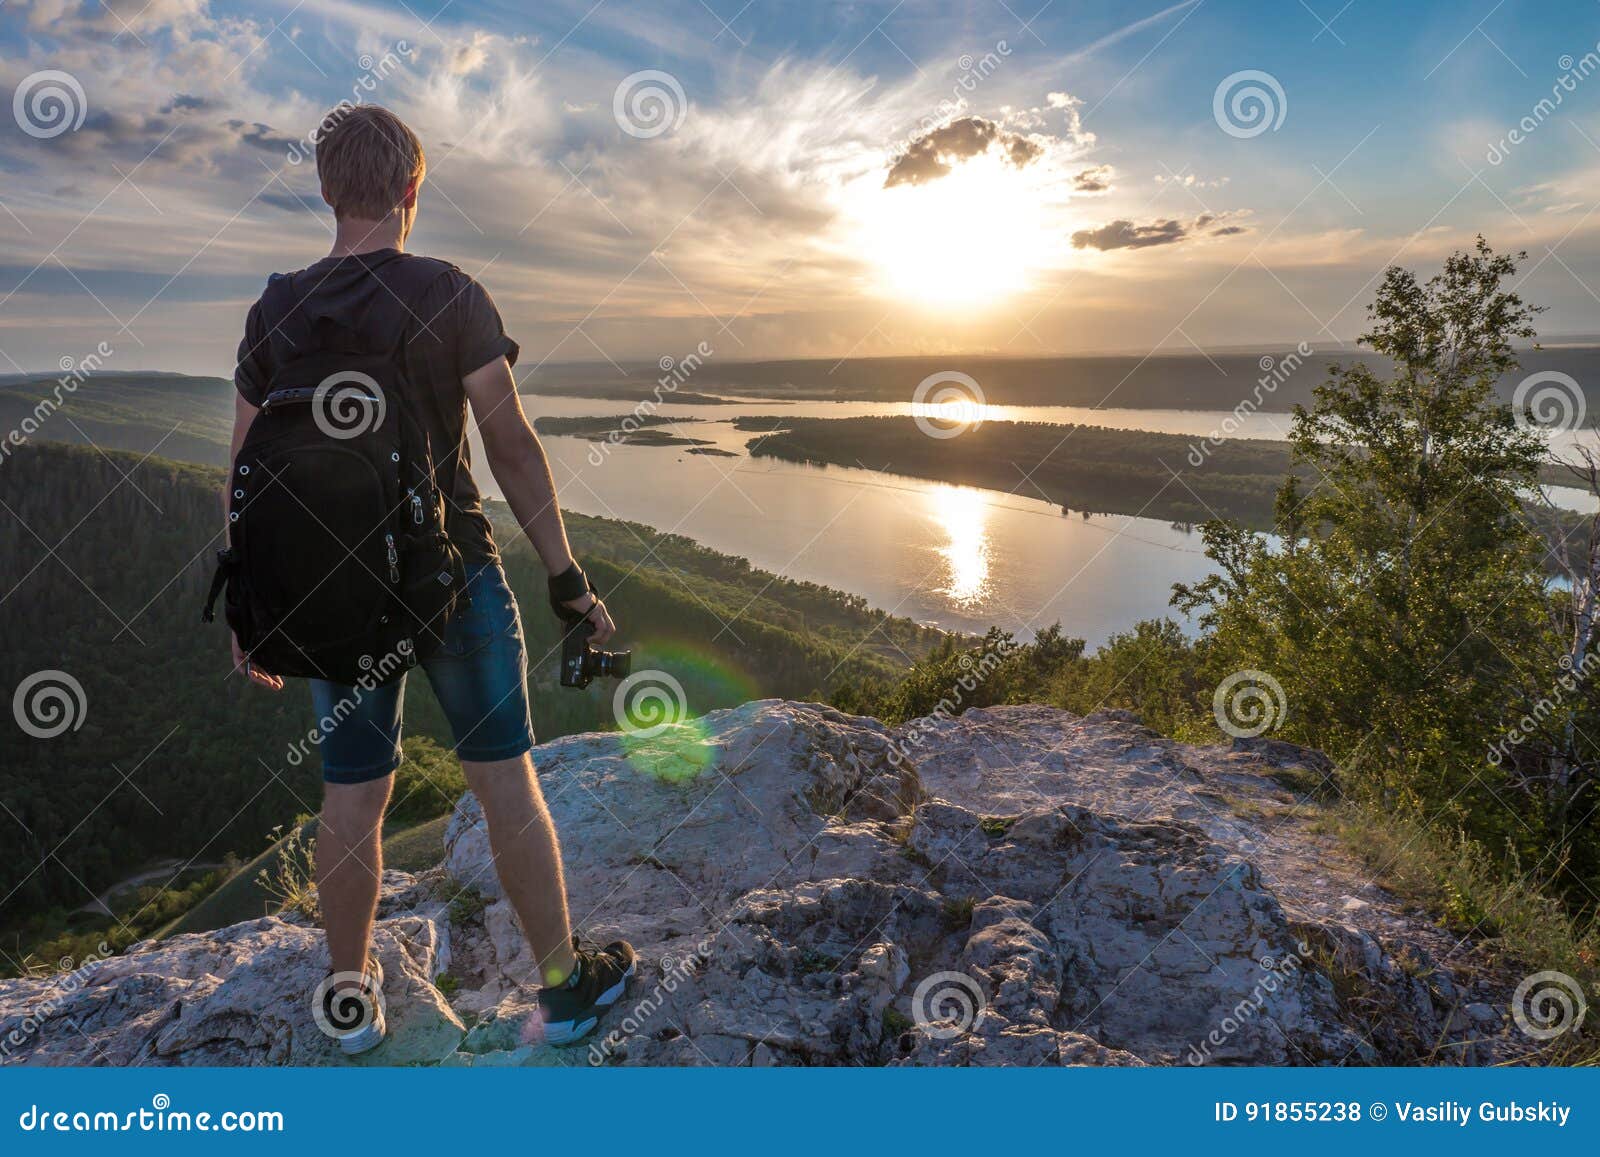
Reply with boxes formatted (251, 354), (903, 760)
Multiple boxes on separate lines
(929, 484), (991, 606)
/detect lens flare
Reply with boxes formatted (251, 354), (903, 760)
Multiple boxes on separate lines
(611, 643), (760, 782)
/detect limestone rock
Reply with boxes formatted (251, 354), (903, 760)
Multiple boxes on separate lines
(1, 700), (1523, 1067)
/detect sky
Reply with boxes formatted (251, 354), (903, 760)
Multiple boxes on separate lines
(3, 0), (1600, 377)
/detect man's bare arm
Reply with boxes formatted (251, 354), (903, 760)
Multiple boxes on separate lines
(464, 356), (615, 642)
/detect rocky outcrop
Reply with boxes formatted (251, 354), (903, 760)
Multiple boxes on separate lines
(0, 701), (1522, 1067)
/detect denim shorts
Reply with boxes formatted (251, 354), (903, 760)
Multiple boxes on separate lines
(309, 562), (535, 784)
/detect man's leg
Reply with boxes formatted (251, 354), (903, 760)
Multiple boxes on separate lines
(307, 673), (404, 986)
(317, 775), (394, 981)
(430, 563), (633, 1043)
(460, 753), (577, 986)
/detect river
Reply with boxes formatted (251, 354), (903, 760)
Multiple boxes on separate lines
(469, 395), (1595, 644)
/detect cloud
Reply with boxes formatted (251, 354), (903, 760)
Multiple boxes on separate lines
(161, 93), (215, 114)
(1072, 164), (1113, 192)
(1072, 218), (1187, 250)
(228, 119), (298, 153)
(448, 30), (495, 75)
(1156, 172), (1228, 189)
(884, 116), (1043, 187)
(1071, 212), (1247, 251)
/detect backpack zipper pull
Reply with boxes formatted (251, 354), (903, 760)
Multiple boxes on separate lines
(410, 491), (424, 525)
(385, 533), (400, 583)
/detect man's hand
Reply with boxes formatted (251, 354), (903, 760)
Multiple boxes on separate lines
(564, 593), (617, 645)
(232, 632), (284, 691)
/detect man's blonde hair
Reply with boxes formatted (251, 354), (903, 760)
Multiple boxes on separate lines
(315, 105), (426, 221)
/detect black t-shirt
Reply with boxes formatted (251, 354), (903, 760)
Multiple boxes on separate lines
(234, 249), (517, 564)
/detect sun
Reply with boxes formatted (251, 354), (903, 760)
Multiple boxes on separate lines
(849, 150), (1055, 309)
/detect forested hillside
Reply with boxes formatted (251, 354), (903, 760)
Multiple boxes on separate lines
(0, 443), (939, 964)
(0, 372), (234, 468)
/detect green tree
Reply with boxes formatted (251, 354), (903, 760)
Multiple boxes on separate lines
(1175, 237), (1553, 845)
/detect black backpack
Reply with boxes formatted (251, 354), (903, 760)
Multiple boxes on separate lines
(203, 257), (466, 684)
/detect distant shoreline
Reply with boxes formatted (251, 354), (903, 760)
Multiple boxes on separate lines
(520, 344), (1600, 415)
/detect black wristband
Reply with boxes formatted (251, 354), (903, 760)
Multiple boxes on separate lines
(548, 562), (589, 603)
(548, 562), (595, 620)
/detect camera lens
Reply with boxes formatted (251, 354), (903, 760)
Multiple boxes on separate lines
(590, 649), (631, 679)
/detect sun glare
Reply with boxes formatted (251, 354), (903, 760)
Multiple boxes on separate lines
(851, 151), (1053, 309)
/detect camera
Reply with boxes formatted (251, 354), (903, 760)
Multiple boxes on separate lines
(560, 617), (632, 689)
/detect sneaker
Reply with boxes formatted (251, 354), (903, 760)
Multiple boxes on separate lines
(538, 937), (636, 1046)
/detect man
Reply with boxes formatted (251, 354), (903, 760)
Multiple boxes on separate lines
(230, 105), (634, 1054)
